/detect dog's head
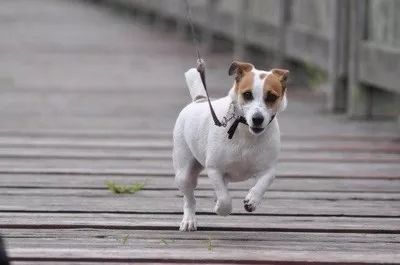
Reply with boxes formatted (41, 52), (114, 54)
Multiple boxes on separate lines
(228, 60), (289, 135)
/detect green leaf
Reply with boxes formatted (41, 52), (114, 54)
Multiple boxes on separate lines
(106, 181), (145, 194)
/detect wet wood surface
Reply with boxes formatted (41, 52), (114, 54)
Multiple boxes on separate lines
(0, 0), (399, 264)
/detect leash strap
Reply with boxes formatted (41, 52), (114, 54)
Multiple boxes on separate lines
(184, 0), (222, 127)
(196, 60), (222, 127)
(269, 114), (276, 125)
(227, 116), (247, 139)
(184, 0), (201, 61)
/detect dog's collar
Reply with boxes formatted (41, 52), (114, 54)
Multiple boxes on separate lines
(227, 114), (276, 139)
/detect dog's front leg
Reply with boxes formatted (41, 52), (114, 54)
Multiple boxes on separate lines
(244, 167), (276, 212)
(207, 168), (232, 216)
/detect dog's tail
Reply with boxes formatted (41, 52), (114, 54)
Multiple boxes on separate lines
(185, 68), (207, 102)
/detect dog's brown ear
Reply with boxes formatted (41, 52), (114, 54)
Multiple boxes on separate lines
(228, 61), (254, 83)
(272, 68), (289, 91)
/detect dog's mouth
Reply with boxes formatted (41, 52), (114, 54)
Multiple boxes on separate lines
(250, 127), (264, 134)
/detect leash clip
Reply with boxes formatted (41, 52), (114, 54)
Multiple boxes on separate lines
(196, 58), (205, 73)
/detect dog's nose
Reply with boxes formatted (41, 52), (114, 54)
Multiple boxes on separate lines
(252, 113), (264, 126)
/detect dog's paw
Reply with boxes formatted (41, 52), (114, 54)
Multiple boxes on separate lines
(244, 191), (262, 212)
(214, 196), (232, 216)
(179, 215), (197, 232)
(243, 198), (256, 212)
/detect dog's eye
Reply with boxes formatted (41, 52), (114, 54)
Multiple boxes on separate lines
(265, 92), (278, 103)
(242, 91), (253, 101)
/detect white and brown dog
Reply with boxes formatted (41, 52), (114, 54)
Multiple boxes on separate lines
(173, 61), (289, 231)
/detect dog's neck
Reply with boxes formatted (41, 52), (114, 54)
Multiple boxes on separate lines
(223, 93), (250, 139)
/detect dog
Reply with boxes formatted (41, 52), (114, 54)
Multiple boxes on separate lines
(173, 61), (289, 231)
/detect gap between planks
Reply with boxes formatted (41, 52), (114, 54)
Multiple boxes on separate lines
(0, 213), (399, 234)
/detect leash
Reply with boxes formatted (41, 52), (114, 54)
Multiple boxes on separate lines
(184, 0), (221, 127)
(183, 0), (274, 139)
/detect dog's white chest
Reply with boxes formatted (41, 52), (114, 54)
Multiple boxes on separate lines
(224, 155), (259, 182)
(210, 137), (274, 182)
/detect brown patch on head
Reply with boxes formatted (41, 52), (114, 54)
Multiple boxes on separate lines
(271, 69), (289, 92)
(259, 73), (266, 79)
(237, 71), (254, 93)
(234, 71), (255, 103)
(228, 61), (254, 83)
(263, 69), (289, 107)
(264, 74), (284, 96)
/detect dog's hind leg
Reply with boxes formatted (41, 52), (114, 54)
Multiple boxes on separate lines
(173, 140), (203, 231)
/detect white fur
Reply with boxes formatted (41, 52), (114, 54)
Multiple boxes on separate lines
(173, 66), (287, 231)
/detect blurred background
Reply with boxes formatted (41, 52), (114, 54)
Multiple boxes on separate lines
(107, 0), (400, 120)
(1, 0), (399, 134)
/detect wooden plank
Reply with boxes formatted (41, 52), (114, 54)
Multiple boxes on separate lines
(275, 0), (290, 65)
(5, 229), (400, 246)
(356, 41), (400, 118)
(0, 128), (397, 142)
(0, 148), (398, 163)
(326, 0), (348, 111)
(7, 247), (400, 264)
(0, 110), (397, 136)
(0, 129), (396, 141)
(1, 212), (399, 232)
(1, 190), (399, 216)
(0, 129), (172, 139)
(368, 0), (400, 48)
(0, 153), (398, 168)
(347, 0), (370, 118)
(2, 174), (400, 192)
(0, 163), (398, 178)
(0, 137), (397, 153)
(285, 27), (330, 71)
(359, 41), (400, 94)
(0, 159), (398, 178)
(290, 0), (333, 37)
(4, 229), (400, 264)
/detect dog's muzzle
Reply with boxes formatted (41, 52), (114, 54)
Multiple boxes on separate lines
(250, 113), (265, 134)
(252, 112), (264, 127)
(228, 114), (276, 139)
(250, 127), (264, 134)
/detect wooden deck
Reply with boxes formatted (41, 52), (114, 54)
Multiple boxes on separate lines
(1, 0), (400, 264)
